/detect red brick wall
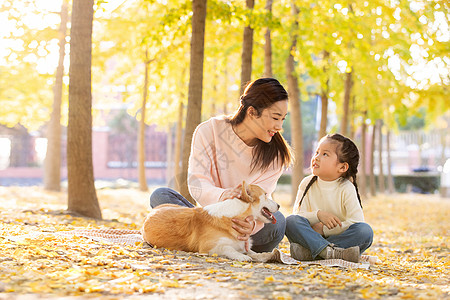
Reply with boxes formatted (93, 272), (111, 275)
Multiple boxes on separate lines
(0, 128), (168, 184)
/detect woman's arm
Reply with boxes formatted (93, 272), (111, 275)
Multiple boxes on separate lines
(187, 121), (226, 206)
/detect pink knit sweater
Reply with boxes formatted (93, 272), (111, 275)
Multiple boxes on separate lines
(188, 116), (285, 233)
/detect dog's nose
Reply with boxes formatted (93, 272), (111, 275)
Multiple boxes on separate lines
(277, 204), (280, 210)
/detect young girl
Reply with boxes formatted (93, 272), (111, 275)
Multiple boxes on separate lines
(285, 133), (373, 263)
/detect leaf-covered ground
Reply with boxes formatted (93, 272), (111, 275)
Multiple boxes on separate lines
(0, 185), (448, 299)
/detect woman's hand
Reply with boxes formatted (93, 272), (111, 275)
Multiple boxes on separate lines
(219, 184), (242, 202)
(317, 210), (342, 230)
(232, 216), (255, 251)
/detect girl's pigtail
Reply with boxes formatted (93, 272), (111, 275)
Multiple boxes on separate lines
(351, 174), (363, 208)
(328, 133), (362, 209)
(298, 176), (318, 209)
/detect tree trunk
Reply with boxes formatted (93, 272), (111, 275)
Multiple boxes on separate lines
(377, 119), (385, 193)
(350, 96), (356, 139)
(180, 0), (207, 203)
(359, 116), (367, 198)
(318, 51), (329, 139)
(166, 124), (174, 187)
(211, 68), (218, 115)
(341, 70), (352, 136)
(67, 0), (101, 219)
(44, 0), (69, 191)
(319, 94), (328, 140)
(240, 0), (255, 94)
(174, 101), (184, 191)
(137, 55), (150, 192)
(263, 0), (273, 77)
(369, 123), (377, 197)
(287, 3), (303, 205)
(386, 129), (395, 194)
(138, 53), (150, 192)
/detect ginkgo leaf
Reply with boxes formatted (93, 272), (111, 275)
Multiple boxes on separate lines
(0, 187), (448, 299)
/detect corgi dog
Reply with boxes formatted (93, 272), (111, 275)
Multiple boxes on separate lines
(141, 182), (279, 262)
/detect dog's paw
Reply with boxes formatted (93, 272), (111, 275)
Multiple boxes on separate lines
(237, 254), (253, 262)
(226, 253), (252, 262)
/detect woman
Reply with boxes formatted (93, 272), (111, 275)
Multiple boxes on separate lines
(150, 78), (293, 252)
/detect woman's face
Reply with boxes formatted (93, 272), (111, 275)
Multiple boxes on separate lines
(249, 100), (288, 144)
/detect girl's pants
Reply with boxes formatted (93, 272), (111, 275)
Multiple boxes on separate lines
(286, 215), (373, 259)
(150, 187), (286, 253)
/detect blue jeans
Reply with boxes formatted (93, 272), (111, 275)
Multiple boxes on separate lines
(150, 187), (286, 253)
(285, 215), (373, 259)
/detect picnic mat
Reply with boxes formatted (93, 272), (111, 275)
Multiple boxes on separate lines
(5, 228), (378, 270)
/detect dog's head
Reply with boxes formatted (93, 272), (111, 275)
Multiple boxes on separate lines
(240, 181), (279, 224)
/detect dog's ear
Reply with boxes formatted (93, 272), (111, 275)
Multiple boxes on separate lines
(240, 181), (254, 203)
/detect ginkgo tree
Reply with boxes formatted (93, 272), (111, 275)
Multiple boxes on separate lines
(44, 0), (69, 192)
(67, 0), (101, 219)
(278, 0), (449, 134)
(0, 0), (61, 130)
(0, 0), (448, 205)
(256, 0), (450, 197)
(92, 0), (193, 191)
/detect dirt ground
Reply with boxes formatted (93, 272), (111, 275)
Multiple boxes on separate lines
(0, 185), (449, 299)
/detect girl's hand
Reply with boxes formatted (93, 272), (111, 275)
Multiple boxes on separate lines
(317, 210), (342, 230)
(219, 184), (242, 202)
(312, 222), (324, 235)
(232, 215), (255, 249)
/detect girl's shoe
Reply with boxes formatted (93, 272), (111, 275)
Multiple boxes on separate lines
(324, 245), (360, 263)
(289, 243), (313, 261)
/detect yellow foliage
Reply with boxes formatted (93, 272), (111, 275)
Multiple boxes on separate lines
(0, 187), (448, 298)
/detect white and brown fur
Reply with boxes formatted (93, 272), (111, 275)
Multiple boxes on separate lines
(141, 182), (279, 262)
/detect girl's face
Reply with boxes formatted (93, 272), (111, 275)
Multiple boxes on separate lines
(249, 100), (288, 144)
(311, 138), (348, 181)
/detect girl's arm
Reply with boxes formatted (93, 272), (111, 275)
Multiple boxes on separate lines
(317, 210), (342, 229)
(322, 183), (364, 237)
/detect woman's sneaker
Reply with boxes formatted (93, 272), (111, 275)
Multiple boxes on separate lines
(289, 243), (313, 261)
